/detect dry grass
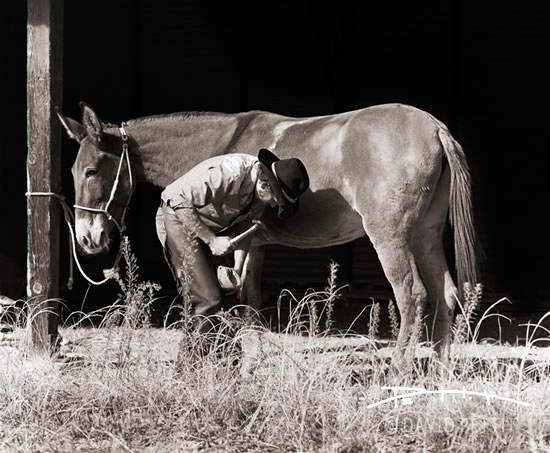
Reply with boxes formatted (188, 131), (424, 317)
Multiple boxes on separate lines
(1, 250), (549, 452)
(1, 303), (549, 452)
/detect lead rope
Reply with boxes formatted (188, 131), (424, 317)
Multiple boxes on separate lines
(24, 191), (122, 287)
(26, 122), (132, 288)
(24, 192), (76, 289)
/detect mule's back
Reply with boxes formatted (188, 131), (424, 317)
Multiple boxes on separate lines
(245, 104), (445, 248)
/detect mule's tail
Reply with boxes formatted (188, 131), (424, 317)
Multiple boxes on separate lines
(437, 125), (479, 292)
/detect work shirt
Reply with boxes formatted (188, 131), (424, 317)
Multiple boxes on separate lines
(161, 153), (266, 232)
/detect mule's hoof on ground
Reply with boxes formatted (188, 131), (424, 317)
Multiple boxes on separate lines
(217, 265), (242, 291)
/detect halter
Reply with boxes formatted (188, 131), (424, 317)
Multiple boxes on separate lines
(73, 122), (134, 233)
(26, 122), (134, 287)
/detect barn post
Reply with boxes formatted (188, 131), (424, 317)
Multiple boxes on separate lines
(26, 0), (64, 351)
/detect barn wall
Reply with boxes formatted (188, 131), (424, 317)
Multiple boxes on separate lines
(455, 1), (550, 309)
(0, 0), (27, 299)
(3, 0), (550, 328)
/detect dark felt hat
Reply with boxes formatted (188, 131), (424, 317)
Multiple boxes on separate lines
(258, 148), (310, 218)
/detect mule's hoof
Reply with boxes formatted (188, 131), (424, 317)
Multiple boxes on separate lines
(217, 265), (242, 291)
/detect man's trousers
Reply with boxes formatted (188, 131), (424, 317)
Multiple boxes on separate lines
(156, 204), (223, 332)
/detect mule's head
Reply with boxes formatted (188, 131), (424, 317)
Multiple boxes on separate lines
(57, 103), (134, 255)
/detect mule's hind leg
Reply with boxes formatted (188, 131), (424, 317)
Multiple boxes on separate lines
(414, 168), (460, 358)
(364, 222), (428, 362)
(414, 226), (459, 358)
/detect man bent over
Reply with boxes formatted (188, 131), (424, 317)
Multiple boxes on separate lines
(156, 149), (310, 334)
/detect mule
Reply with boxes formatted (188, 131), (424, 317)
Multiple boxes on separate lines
(57, 102), (477, 358)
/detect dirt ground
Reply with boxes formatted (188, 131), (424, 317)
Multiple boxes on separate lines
(2, 326), (550, 371)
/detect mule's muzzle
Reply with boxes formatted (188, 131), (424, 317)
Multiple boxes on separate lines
(77, 230), (111, 256)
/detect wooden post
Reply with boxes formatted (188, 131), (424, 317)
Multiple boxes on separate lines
(27, 0), (64, 351)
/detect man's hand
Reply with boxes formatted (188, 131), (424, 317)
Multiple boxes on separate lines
(209, 236), (234, 256)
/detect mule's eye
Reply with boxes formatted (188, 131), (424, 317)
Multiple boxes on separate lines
(85, 168), (98, 178)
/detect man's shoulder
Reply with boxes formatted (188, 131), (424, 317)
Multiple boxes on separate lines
(220, 153), (258, 171)
(195, 153), (255, 175)
(190, 153), (254, 170)
(218, 153), (257, 164)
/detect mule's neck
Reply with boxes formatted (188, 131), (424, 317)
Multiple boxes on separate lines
(121, 112), (249, 188)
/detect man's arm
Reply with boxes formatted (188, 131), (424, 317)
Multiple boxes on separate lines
(175, 207), (234, 256)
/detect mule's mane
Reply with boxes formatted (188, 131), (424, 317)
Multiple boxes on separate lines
(129, 111), (231, 125)
(100, 111), (231, 133)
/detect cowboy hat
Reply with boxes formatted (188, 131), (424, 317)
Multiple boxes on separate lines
(258, 148), (310, 218)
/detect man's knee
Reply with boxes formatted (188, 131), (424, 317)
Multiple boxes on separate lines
(193, 288), (222, 317)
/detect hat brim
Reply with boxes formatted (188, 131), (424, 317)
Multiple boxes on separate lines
(258, 148), (280, 168)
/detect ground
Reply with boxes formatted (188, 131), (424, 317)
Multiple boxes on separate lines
(1, 325), (549, 452)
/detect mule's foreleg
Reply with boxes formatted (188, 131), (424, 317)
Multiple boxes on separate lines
(239, 246), (265, 316)
(237, 246), (266, 378)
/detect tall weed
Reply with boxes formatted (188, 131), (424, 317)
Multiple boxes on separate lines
(108, 236), (161, 329)
(277, 260), (345, 337)
(453, 282), (483, 344)
(388, 299), (400, 340)
(368, 301), (380, 341)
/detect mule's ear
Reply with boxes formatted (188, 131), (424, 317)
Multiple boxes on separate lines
(80, 102), (103, 143)
(56, 106), (86, 143)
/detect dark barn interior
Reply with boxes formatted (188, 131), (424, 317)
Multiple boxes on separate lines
(2, 0), (550, 338)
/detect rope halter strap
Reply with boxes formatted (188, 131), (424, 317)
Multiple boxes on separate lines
(72, 122), (133, 233)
